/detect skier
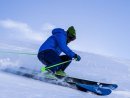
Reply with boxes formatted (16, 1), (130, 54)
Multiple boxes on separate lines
(37, 26), (81, 76)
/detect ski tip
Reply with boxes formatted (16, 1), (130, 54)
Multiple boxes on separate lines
(98, 88), (112, 96)
(111, 84), (118, 90)
(76, 83), (112, 96)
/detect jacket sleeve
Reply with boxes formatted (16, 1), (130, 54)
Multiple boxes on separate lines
(54, 32), (75, 58)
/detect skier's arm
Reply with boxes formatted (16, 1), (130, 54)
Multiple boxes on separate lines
(54, 33), (75, 58)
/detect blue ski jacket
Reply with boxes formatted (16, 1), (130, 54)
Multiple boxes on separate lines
(38, 28), (75, 58)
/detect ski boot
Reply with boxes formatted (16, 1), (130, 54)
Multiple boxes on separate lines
(55, 70), (67, 77)
(44, 69), (58, 80)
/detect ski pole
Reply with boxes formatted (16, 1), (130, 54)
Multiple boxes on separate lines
(0, 51), (37, 55)
(41, 59), (74, 72)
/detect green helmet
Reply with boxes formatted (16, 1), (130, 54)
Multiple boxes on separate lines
(67, 26), (76, 40)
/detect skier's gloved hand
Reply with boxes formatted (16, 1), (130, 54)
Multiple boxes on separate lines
(74, 54), (81, 61)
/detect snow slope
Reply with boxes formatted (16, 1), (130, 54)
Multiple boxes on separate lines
(0, 51), (130, 98)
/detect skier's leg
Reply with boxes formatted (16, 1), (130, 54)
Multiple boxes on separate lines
(38, 49), (62, 73)
(59, 55), (72, 71)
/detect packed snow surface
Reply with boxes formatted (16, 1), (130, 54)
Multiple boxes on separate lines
(0, 52), (130, 98)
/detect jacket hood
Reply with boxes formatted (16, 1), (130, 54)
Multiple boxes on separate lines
(52, 28), (66, 36)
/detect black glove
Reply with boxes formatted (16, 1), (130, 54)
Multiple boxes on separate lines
(74, 54), (81, 61)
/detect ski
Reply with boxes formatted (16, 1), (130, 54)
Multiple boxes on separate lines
(76, 83), (112, 95)
(58, 76), (118, 90)
(41, 74), (112, 95)
(1, 67), (116, 96)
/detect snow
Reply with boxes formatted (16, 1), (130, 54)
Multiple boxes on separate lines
(0, 51), (130, 98)
(0, 71), (88, 98)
